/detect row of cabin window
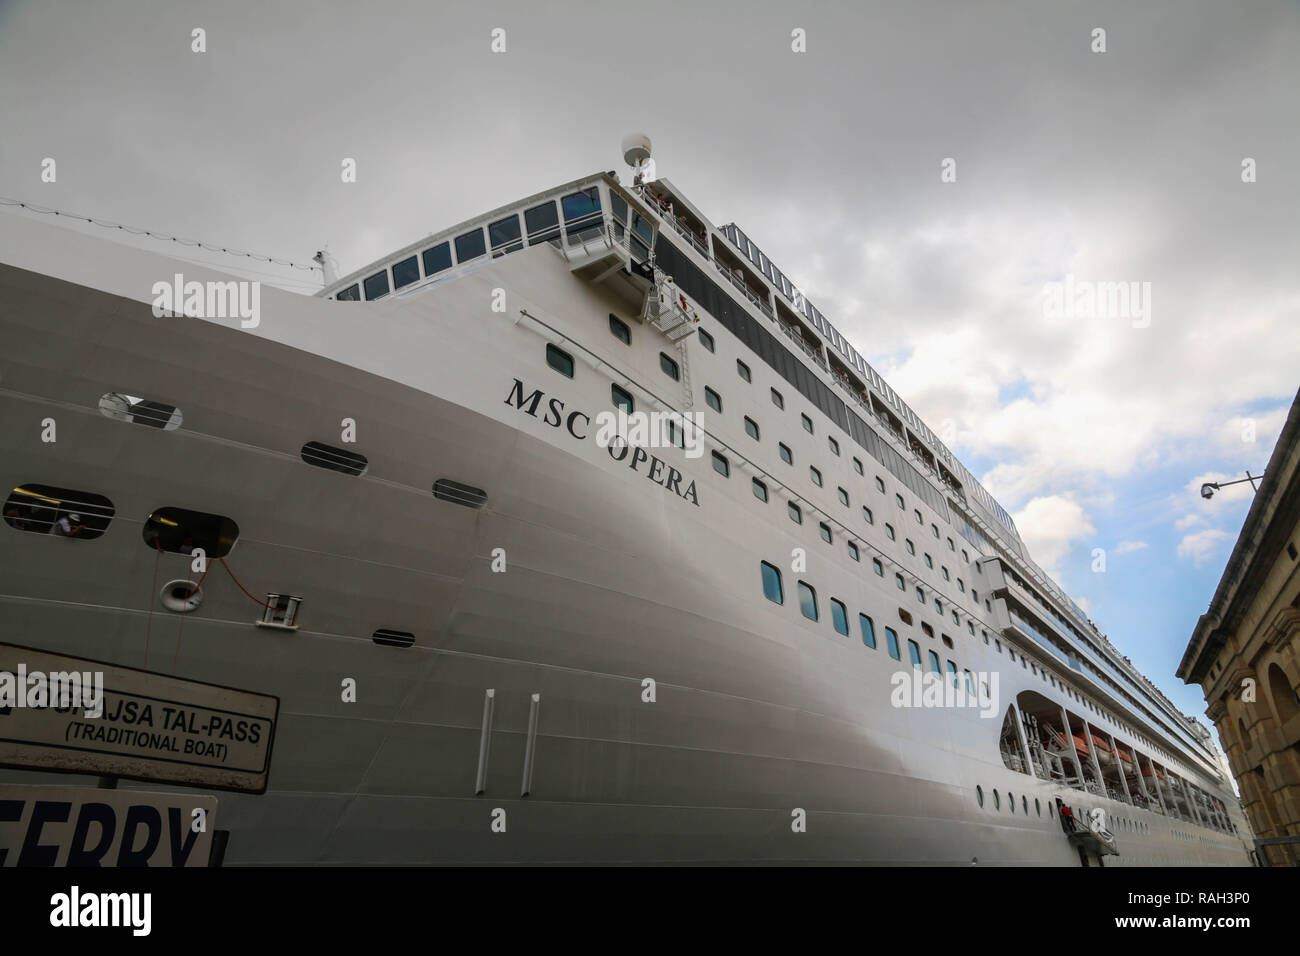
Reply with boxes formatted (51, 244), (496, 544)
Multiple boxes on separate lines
(336, 188), (604, 302)
(759, 560), (980, 696)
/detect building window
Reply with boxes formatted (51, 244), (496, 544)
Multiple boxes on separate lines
(798, 581), (818, 621)
(828, 437), (840, 456)
(611, 384), (634, 413)
(142, 507), (238, 557)
(860, 614), (876, 648)
(863, 506), (874, 524)
(875, 476), (886, 493)
(363, 270), (390, 300)
(4, 484), (114, 539)
(760, 561), (784, 604)
(848, 541), (860, 561)
(698, 328), (715, 352)
(779, 443), (793, 465)
(837, 487), (849, 506)
(711, 451), (730, 477)
(771, 387), (784, 408)
(546, 344), (574, 378)
(788, 502), (802, 524)
(705, 387), (722, 412)
(819, 522), (832, 544)
(886, 627), (901, 660)
(454, 228), (486, 263)
(744, 417), (760, 440)
(908, 639), (923, 669)
(810, 466), (822, 487)
(660, 353), (680, 380)
(609, 314), (631, 344)
(422, 241), (452, 276)
(737, 360), (751, 382)
(801, 413), (813, 434)
(392, 255), (420, 289)
(873, 558), (883, 576)
(752, 478), (768, 502)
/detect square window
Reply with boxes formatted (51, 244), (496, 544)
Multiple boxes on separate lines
(760, 561), (783, 604)
(819, 522), (832, 544)
(422, 242), (452, 275)
(546, 344), (574, 378)
(752, 478), (768, 502)
(896, 494), (905, 509)
(712, 451), (730, 477)
(705, 387), (722, 412)
(886, 523), (895, 540)
(660, 353), (680, 380)
(454, 228), (486, 263)
(925, 554), (933, 568)
(611, 384), (633, 413)
(895, 573), (905, 590)
(363, 270), (390, 300)
(744, 417), (760, 440)
(699, 329), (715, 352)
(848, 541), (860, 561)
(788, 502), (802, 524)
(906, 539), (915, 555)
(875, 476), (886, 493)
(392, 255), (420, 289)
(609, 314), (631, 344)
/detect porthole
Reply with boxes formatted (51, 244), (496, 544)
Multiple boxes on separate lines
(142, 507), (239, 557)
(301, 441), (368, 476)
(993, 790), (1001, 810)
(99, 392), (182, 430)
(976, 785), (984, 807)
(1036, 798), (1041, 816)
(1022, 795), (1028, 815)
(433, 479), (488, 509)
(161, 579), (202, 613)
(4, 484), (114, 539)
(1009, 792), (1015, 813)
(372, 628), (415, 648)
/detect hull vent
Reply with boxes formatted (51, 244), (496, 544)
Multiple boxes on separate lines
(372, 628), (415, 648)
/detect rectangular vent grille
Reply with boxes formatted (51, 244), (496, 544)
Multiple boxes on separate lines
(372, 628), (415, 648)
(433, 479), (487, 509)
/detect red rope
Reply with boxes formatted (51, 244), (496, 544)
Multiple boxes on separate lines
(170, 560), (213, 674)
(219, 557), (274, 608)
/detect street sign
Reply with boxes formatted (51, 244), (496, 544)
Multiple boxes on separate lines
(0, 785), (217, 867)
(0, 643), (277, 793)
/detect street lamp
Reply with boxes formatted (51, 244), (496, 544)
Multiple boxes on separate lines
(1200, 471), (1261, 500)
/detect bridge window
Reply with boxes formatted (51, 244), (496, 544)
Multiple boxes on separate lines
(142, 507), (239, 557)
(525, 201), (561, 246)
(4, 484), (114, 539)
(561, 187), (603, 237)
(454, 228), (486, 263)
(831, 598), (849, 635)
(392, 255), (420, 289)
(336, 284), (360, 301)
(98, 392), (182, 430)
(422, 242), (452, 276)
(363, 269), (390, 300)
(489, 214), (523, 256)
(546, 344), (574, 378)
(860, 614), (876, 648)
(798, 581), (818, 621)
(433, 479), (488, 509)
(301, 441), (368, 476)
(886, 627), (900, 660)
(609, 314), (631, 344)
(660, 353), (680, 380)
(760, 561), (783, 604)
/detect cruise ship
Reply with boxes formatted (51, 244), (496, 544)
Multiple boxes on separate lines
(0, 144), (1254, 865)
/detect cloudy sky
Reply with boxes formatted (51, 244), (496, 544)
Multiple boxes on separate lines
(2, 0), (1296, 718)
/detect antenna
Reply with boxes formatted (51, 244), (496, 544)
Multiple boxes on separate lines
(621, 133), (653, 186)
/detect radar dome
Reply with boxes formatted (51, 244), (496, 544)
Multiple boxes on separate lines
(621, 133), (652, 168)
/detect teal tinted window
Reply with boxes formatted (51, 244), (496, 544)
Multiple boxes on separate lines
(752, 478), (768, 502)
(705, 387), (722, 412)
(489, 214), (523, 254)
(848, 541), (859, 561)
(908, 639), (922, 669)
(744, 417), (759, 440)
(422, 242), (452, 275)
(788, 502), (801, 524)
(737, 360), (751, 382)
(392, 255), (420, 289)
(454, 228), (486, 263)
(609, 314), (631, 344)
(928, 650), (941, 675)
(660, 353), (680, 380)
(711, 451), (730, 477)
(873, 558), (883, 576)
(779, 443), (792, 465)
(831, 599), (848, 635)
(525, 201), (561, 245)
(946, 660), (959, 687)
(760, 561), (783, 604)
(819, 522), (831, 543)
(611, 384), (634, 413)
(798, 581), (818, 621)
(801, 413), (813, 434)
(886, 627), (900, 660)
(860, 614), (876, 648)
(699, 329), (715, 352)
(771, 388), (784, 408)
(546, 344), (574, 378)
(562, 187), (602, 232)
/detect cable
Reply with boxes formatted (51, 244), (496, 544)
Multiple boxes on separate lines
(0, 196), (322, 273)
(218, 556), (274, 608)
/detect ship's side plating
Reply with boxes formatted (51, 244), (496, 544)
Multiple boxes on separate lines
(0, 207), (1249, 864)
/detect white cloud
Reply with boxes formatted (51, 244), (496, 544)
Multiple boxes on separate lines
(1177, 528), (1232, 566)
(1114, 540), (1148, 554)
(1175, 514), (1204, 531)
(1012, 495), (1096, 578)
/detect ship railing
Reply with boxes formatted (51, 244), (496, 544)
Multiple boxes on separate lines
(776, 320), (828, 369)
(635, 186), (711, 259)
